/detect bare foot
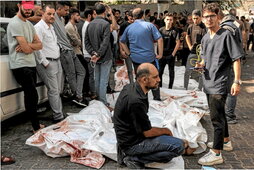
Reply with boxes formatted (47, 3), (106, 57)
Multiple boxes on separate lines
(182, 139), (197, 155)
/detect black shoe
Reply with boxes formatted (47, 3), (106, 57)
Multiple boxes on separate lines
(52, 117), (65, 124)
(72, 97), (88, 107)
(123, 156), (145, 169)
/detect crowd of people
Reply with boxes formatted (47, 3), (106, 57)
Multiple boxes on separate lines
(2, 0), (252, 167)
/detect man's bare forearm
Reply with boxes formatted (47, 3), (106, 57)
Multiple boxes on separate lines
(120, 42), (130, 55)
(186, 35), (192, 50)
(157, 38), (163, 58)
(233, 59), (241, 81)
(172, 40), (180, 56)
(29, 35), (42, 50)
(143, 127), (172, 138)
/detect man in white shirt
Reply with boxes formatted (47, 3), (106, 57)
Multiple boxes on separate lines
(35, 5), (65, 123)
(81, 7), (97, 99)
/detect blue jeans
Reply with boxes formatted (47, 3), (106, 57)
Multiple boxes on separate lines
(123, 135), (184, 164)
(95, 59), (112, 105)
(225, 93), (237, 121)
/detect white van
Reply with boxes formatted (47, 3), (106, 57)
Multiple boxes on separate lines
(0, 17), (48, 121)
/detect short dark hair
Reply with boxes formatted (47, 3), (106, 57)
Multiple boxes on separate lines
(95, 3), (106, 15)
(136, 67), (150, 79)
(203, 3), (220, 15)
(42, 4), (54, 12)
(154, 12), (158, 16)
(145, 9), (150, 16)
(133, 8), (144, 19)
(84, 7), (94, 19)
(192, 9), (201, 17)
(164, 10), (168, 14)
(115, 9), (121, 14)
(165, 13), (173, 18)
(69, 8), (79, 16)
(149, 16), (156, 22)
(56, 1), (72, 10)
(229, 9), (236, 17)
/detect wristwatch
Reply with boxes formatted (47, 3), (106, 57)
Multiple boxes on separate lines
(233, 80), (242, 85)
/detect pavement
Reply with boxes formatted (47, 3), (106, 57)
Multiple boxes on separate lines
(1, 53), (254, 169)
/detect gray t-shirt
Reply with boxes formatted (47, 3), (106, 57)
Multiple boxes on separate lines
(7, 15), (36, 69)
(201, 28), (243, 94)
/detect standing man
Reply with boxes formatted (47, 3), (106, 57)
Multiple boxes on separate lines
(34, 5), (65, 123)
(159, 13), (180, 89)
(119, 11), (134, 84)
(85, 3), (113, 109)
(52, 1), (73, 97)
(219, 11), (245, 124)
(81, 7), (97, 100)
(196, 3), (243, 165)
(184, 9), (206, 90)
(120, 8), (163, 100)
(7, 0), (43, 132)
(65, 8), (86, 106)
(113, 63), (186, 169)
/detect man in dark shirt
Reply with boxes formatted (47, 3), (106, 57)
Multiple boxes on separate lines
(159, 13), (180, 89)
(85, 3), (112, 108)
(196, 3), (242, 166)
(119, 11), (134, 84)
(113, 63), (185, 169)
(184, 9), (206, 90)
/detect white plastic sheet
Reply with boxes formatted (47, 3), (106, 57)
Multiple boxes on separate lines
(26, 66), (209, 169)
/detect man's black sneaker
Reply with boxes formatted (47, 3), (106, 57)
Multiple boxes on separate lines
(52, 117), (65, 124)
(123, 156), (145, 169)
(72, 97), (88, 107)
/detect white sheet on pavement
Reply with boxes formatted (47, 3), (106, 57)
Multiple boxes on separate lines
(26, 66), (208, 169)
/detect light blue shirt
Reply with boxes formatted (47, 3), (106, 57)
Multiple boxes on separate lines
(120, 19), (161, 63)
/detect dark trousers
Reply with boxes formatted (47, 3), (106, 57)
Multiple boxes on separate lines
(179, 48), (190, 67)
(159, 55), (175, 89)
(132, 61), (160, 100)
(206, 94), (229, 150)
(77, 54), (90, 94)
(12, 67), (40, 131)
(247, 34), (254, 51)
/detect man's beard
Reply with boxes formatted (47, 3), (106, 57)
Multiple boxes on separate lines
(145, 85), (159, 90)
(21, 9), (32, 18)
(74, 19), (79, 23)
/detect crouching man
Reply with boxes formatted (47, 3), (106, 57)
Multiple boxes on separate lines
(112, 63), (186, 169)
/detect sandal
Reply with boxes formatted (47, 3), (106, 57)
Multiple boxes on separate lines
(1, 156), (15, 165)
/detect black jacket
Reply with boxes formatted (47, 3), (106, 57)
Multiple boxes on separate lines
(85, 16), (112, 63)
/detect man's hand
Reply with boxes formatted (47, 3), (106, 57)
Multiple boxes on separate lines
(156, 55), (162, 59)
(194, 62), (204, 73)
(91, 55), (100, 63)
(120, 50), (128, 59)
(44, 63), (50, 68)
(15, 45), (23, 53)
(231, 83), (240, 96)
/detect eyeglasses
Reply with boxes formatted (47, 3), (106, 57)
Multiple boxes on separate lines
(203, 14), (217, 20)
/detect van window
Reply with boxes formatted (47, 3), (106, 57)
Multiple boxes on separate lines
(0, 23), (9, 55)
